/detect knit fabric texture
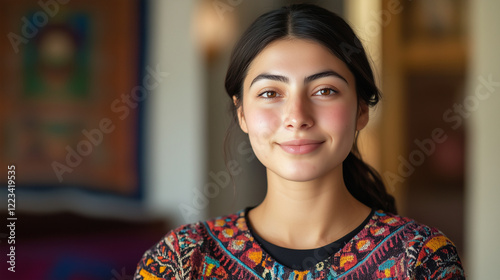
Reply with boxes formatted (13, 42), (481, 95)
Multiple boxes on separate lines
(134, 210), (465, 279)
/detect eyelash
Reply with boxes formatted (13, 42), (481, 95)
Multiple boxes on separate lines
(313, 88), (338, 96)
(258, 91), (281, 98)
(257, 88), (338, 99)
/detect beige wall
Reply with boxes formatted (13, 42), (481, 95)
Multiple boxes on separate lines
(465, 0), (500, 278)
(145, 0), (205, 226)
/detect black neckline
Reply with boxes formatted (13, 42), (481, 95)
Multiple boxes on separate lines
(245, 208), (374, 270)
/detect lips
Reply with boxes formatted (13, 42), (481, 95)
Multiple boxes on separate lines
(278, 139), (324, 155)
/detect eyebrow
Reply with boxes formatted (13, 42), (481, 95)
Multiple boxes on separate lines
(249, 70), (349, 88)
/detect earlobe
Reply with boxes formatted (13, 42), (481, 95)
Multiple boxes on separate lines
(356, 102), (369, 131)
(233, 96), (248, 133)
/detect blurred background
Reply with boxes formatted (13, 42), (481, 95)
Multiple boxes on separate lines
(0, 0), (498, 279)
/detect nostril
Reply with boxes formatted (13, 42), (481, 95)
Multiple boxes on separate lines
(284, 118), (313, 130)
(283, 102), (314, 129)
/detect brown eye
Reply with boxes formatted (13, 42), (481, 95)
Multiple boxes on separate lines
(259, 91), (280, 98)
(314, 88), (337, 96)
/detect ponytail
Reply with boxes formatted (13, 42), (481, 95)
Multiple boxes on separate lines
(343, 143), (397, 214)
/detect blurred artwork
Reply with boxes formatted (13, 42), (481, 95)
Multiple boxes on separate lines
(24, 15), (90, 98)
(0, 0), (143, 197)
(19, 15), (91, 181)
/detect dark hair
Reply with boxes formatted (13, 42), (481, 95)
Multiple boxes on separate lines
(224, 4), (396, 214)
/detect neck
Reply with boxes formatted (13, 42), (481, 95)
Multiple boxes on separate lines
(248, 167), (371, 250)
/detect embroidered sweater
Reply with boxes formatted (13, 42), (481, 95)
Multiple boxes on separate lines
(134, 210), (465, 279)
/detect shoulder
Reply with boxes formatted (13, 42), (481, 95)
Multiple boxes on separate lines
(134, 211), (244, 279)
(371, 211), (456, 252)
(133, 221), (207, 279)
(368, 211), (465, 279)
(371, 210), (449, 241)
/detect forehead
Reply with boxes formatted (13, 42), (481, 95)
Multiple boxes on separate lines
(244, 38), (354, 87)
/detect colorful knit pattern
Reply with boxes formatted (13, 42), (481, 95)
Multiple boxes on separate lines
(134, 210), (465, 279)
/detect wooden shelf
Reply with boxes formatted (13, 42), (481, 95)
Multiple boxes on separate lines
(402, 38), (468, 72)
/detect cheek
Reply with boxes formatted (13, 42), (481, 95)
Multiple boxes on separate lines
(319, 103), (358, 133)
(244, 107), (281, 141)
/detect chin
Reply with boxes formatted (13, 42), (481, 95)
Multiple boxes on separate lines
(272, 168), (328, 183)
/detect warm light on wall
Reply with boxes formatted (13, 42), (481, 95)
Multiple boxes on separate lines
(192, 0), (238, 62)
(345, 0), (383, 172)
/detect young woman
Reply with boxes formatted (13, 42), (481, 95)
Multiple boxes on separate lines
(135, 4), (464, 279)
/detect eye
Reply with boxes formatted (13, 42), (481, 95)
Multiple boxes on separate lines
(313, 88), (338, 96)
(258, 91), (281, 98)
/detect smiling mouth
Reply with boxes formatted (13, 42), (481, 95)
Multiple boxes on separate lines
(278, 140), (324, 155)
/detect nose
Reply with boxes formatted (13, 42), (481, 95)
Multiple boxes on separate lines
(283, 95), (314, 130)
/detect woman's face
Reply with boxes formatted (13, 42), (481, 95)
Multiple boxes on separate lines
(238, 38), (368, 182)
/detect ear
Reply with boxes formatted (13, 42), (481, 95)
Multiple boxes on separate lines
(356, 102), (369, 131)
(233, 96), (248, 133)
